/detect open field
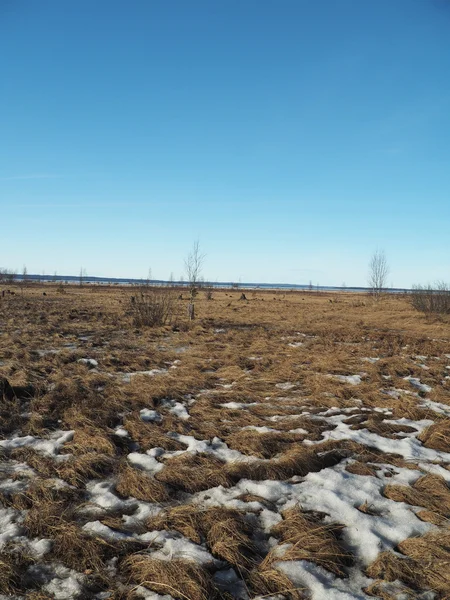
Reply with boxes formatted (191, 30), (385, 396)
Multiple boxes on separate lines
(1, 284), (450, 599)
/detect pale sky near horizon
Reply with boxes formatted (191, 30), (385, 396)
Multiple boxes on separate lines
(1, 0), (449, 287)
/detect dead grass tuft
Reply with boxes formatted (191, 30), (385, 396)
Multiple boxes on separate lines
(115, 463), (169, 503)
(147, 505), (259, 569)
(57, 452), (115, 486)
(225, 430), (306, 459)
(228, 446), (346, 482)
(122, 556), (222, 600)
(418, 418), (450, 451)
(384, 473), (450, 519)
(156, 453), (232, 492)
(264, 506), (353, 577)
(0, 551), (34, 595)
(246, 566), (305, 599)
(147, 504), (204, 543)
(123, 415), (186, 451)
(367, 530), (450, 598)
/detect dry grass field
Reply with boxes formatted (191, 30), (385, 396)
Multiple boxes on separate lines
(1, 284), (450, 599)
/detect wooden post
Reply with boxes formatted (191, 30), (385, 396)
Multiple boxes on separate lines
(188, 303), (195, 320)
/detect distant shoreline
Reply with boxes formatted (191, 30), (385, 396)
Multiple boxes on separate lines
(6, 274), (412, 294)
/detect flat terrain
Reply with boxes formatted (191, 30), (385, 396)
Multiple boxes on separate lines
(1, 285), (450, 600)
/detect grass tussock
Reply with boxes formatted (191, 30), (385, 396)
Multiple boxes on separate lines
(384, 473), (450, 520)
(228, 446), (345, 482)
(417, 418), (450, 451)
(366, 532), (450, 599)
(246, 566), (305, 599)
(0, 551), (34, 595)
(225, 430), (306, 459)
(123, 415), (186, 451)
(264, 506), (353, 577)
(57, 452), (115, 486)
(156, 453), (232, 492)
(122, 556), (222, 600)
(148, 505), (259, 569)
(115, 463), (169, 503)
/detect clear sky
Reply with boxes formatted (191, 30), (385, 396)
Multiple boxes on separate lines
(1, 0), (449, 287)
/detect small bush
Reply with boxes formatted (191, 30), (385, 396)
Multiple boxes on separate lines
(130, 287), (175, 327)
(411, 282), (450, 315)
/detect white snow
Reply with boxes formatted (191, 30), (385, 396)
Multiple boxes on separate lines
(304, 411), (450, 463)
(0, 507), (23, 549)
(122, 369), (167, 383)
(275, 382), (296, 390)
(277, 561), (372, 600)
(0, 430), (74, 456)
(331, 374), (365, 385)
(77, 358), (98, 367)
(43, 564), (85, 599)
(404, 377), (432, 393)
(165, 434), (258, 464)
(83, 520), (132, 541)
(140, 409), (162, 423)
(128, 452), (164, 474)
(220, 401), (258, 409)
(140, 529), (217, 565)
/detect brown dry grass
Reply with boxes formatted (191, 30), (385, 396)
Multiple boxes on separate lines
(115, 462), (169, 503)
(147, 505), (259, 570)
(156, 452), (232, 492)
(418, 419), (450, 451)
(366, 528), (450, 599)
(384, 473), (450, 522)
(122, 556), (223, 600)
(1, 284), (450, 598)
(264, 506), (353, 577)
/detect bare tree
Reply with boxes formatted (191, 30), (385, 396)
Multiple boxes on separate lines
(368, 249), (389, 299)
(184, 240), (205, 320)
(79, 267), (87, 287)
(21, 265), (28, 294)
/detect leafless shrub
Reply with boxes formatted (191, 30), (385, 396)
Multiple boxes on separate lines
(410, 281), (450, 315)
(0, 268), (16, 284)
(184, 240), (205, 320)
(130, 287), (176, 327)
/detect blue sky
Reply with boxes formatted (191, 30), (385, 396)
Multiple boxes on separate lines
(1, 0), (449, 286)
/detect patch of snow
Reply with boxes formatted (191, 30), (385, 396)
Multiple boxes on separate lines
(165, 434), (258, 464)
(220, 401), (258, 409)
(122, 369), (167, 383)
(306, 412), (450, 463)
(404, 377), (432, 393)
(0, 430), (74, 456)
(83, 520), (132, 541)
(241, 426), (279, 433)
(114, 427), (129, 437)
(128, 452), (164, 474)
(419, 398), (450, 417)
(43, 564), (85, 599)
(331, 374), (365, 386)
(77, 358), (98, 367)
(275, 382), (296, 390)
(0, 507), (23, 549)
(276, 561), (372, 600)
(140, 529), (217, 565)
(140, 409), (162, 423)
